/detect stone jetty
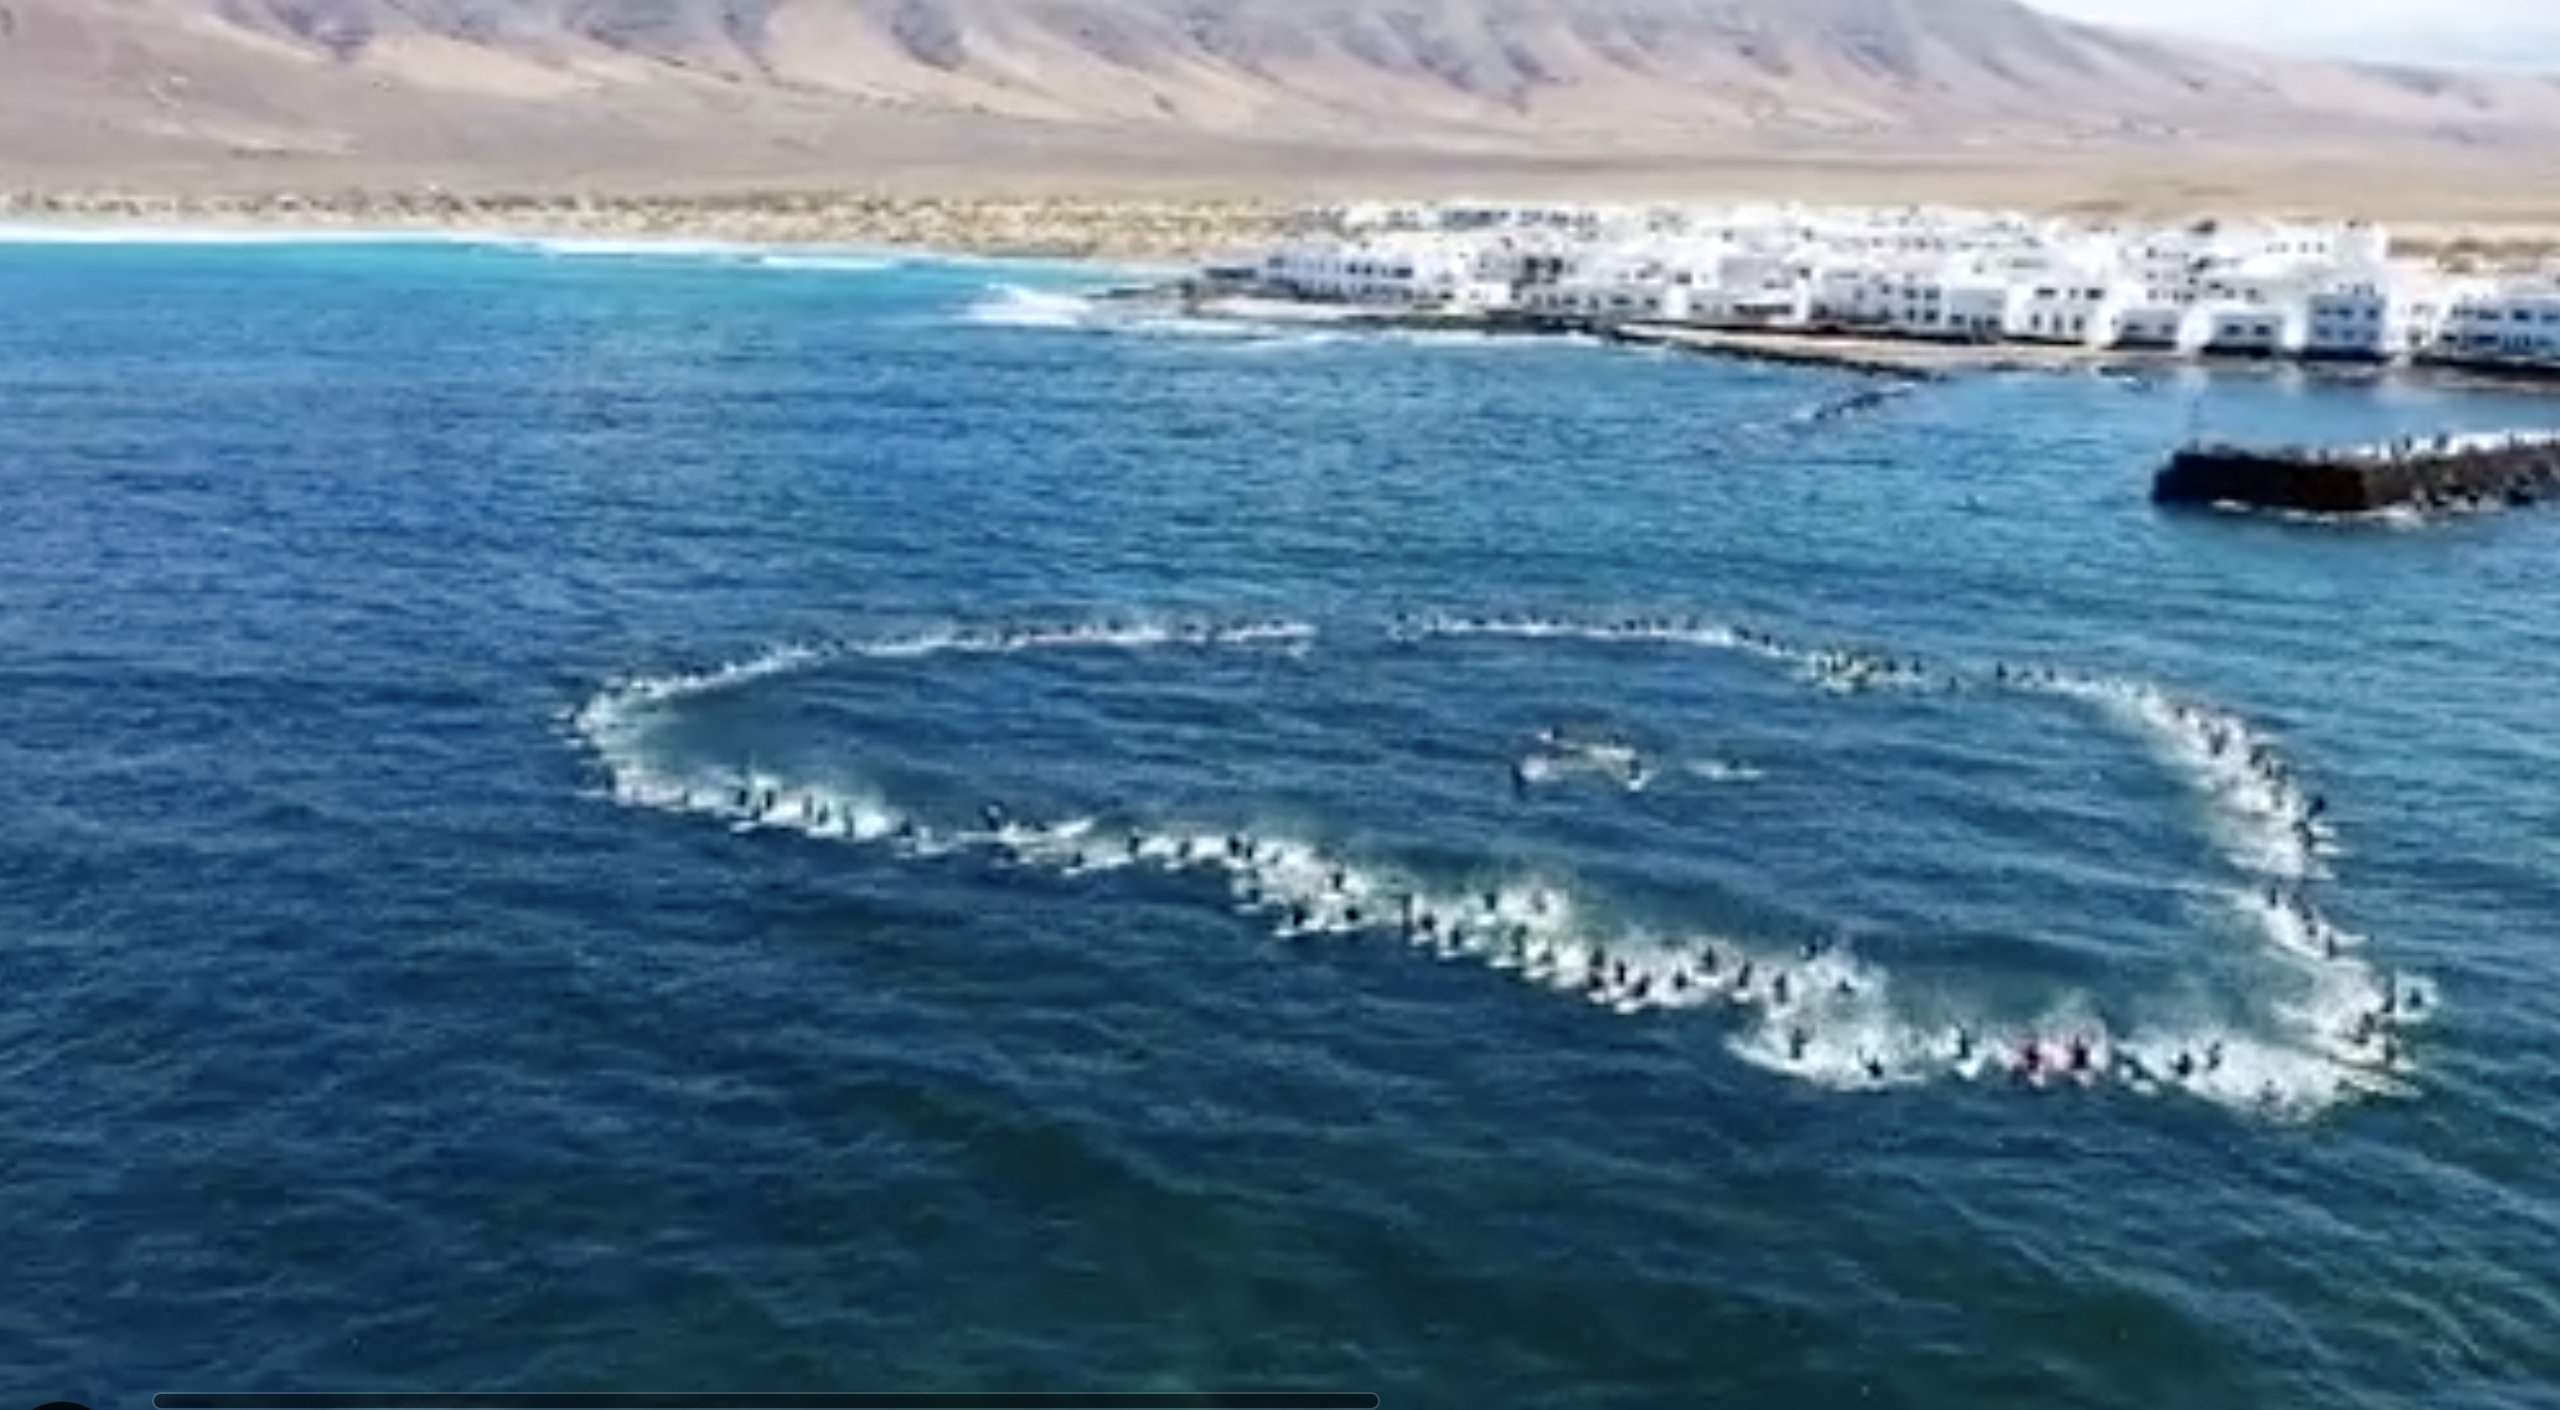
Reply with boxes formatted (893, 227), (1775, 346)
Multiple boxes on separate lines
(2152, 429), (2560, 514)
(1605, 324), (1958, 379)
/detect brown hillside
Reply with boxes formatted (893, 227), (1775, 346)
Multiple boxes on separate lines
(3, 0), (2556, 189)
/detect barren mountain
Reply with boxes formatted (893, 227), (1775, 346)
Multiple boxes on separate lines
(4, 0), (2558, 188)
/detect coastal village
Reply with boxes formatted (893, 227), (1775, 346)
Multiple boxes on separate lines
(1205, 199), (2560, 372)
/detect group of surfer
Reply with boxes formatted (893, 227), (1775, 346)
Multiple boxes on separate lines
(1799, 647), (1929, 694)
(665, 610), (2427, 1113)
(2193, 709), (2330, 858)
(1394, 611), (1735, 647)
(1260, 869), (1900, 1043)
(2162, 703), (2426, 1070)
(927, 617), (1306, 653)
(1395, 611), (1937, 700)
(702, 774), (2411, 1106)
(1563, 927), (2267, 1097)
(1189, 833), (2255, 1096)
(1512, 724), (1653, 796)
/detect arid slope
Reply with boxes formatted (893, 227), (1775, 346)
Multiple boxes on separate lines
(3, 0), (2556, 188)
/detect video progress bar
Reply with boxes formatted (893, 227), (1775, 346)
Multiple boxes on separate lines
(155, 1396), (1377, 1410)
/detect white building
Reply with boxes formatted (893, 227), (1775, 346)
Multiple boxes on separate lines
(1515, 253), (1682, 322)
(2193, 302), (2308, 357)
(1934, 279), (2009, 339)
(2436, 288), (2560, 362)
(2111, 302), (2188, 350)
(1256, 236), (1485, 307)
(1229, 202), (2493, 364)
(2003, 276), (2146, 347)
(2301, 267), (2449, 362)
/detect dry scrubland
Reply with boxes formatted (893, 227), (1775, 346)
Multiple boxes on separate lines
(11, 159), (2560, 264)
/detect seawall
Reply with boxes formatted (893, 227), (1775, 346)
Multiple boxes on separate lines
(2153, 431), (2560, 514)
(1604, 324), (1956, 379)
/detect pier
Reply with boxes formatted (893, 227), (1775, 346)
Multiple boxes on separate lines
(2152, 429), (2560, 514)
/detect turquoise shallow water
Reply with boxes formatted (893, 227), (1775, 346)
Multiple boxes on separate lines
(4, 235), (2560, 1409)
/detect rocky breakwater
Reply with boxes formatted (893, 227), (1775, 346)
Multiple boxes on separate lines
(2153, 429), (2560, 516)
(0, 190), (1285, 262)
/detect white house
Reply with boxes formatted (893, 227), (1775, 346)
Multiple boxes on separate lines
(2193, 301), (2308, 357)
(1934, 279), (2009, 338)
(2301, 269), (2444, 361)
(2432, 285), (2560, 362)
(2004, 276), (2143, 346)
(1516, 256), (1680, 322)
(1256, 236), (1482, 306)
(1226, 202), (2483, 364)
(2110, 302), (2188, 350)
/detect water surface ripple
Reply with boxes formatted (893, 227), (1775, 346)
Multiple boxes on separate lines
(3, 240), (2558, 1410)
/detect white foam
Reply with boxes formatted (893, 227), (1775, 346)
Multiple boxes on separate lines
(1207, 330), (1356, 355)
(958, 288), (1617, 355)
(1188, 296), (1372, 324)
(0, 226), (925, 277)
(568, 609), (2427, 1121)
(1375, 328), (1606, 353)
(962, 283), (1105, 329)
(751, 252), (902, 274)
(0, 223), (436, 246)
(501, 235), (766, 262)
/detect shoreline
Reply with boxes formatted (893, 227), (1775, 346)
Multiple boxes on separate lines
(1159, 296), (2560, 397)
(1606, 323), (2560, 396)
(17, 191), (2559, 400)
(0, 190), (1286, 264)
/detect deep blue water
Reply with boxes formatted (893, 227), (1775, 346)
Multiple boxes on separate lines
(6, 235), (2560, 1410)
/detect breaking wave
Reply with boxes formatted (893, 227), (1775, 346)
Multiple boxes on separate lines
(956, 284), (1602, 356)
(0, 224), (441, 246)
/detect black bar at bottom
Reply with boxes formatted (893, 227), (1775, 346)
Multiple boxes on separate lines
(155, 1396), (1376, 1410)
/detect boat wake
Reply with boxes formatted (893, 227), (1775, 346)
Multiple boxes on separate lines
(567, 609), (2430, 1123)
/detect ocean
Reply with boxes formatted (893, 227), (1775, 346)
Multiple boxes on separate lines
(4, 233), (2558, 1410)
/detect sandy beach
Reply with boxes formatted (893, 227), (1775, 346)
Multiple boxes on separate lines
(16, 182), (2560, 271)
(0, 189), (1288, 263)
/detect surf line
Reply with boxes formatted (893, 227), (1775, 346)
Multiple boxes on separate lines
(568, 609), (2430, 1122)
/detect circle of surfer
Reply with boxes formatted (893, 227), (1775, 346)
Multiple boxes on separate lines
(567, 610), (2431, 1123)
